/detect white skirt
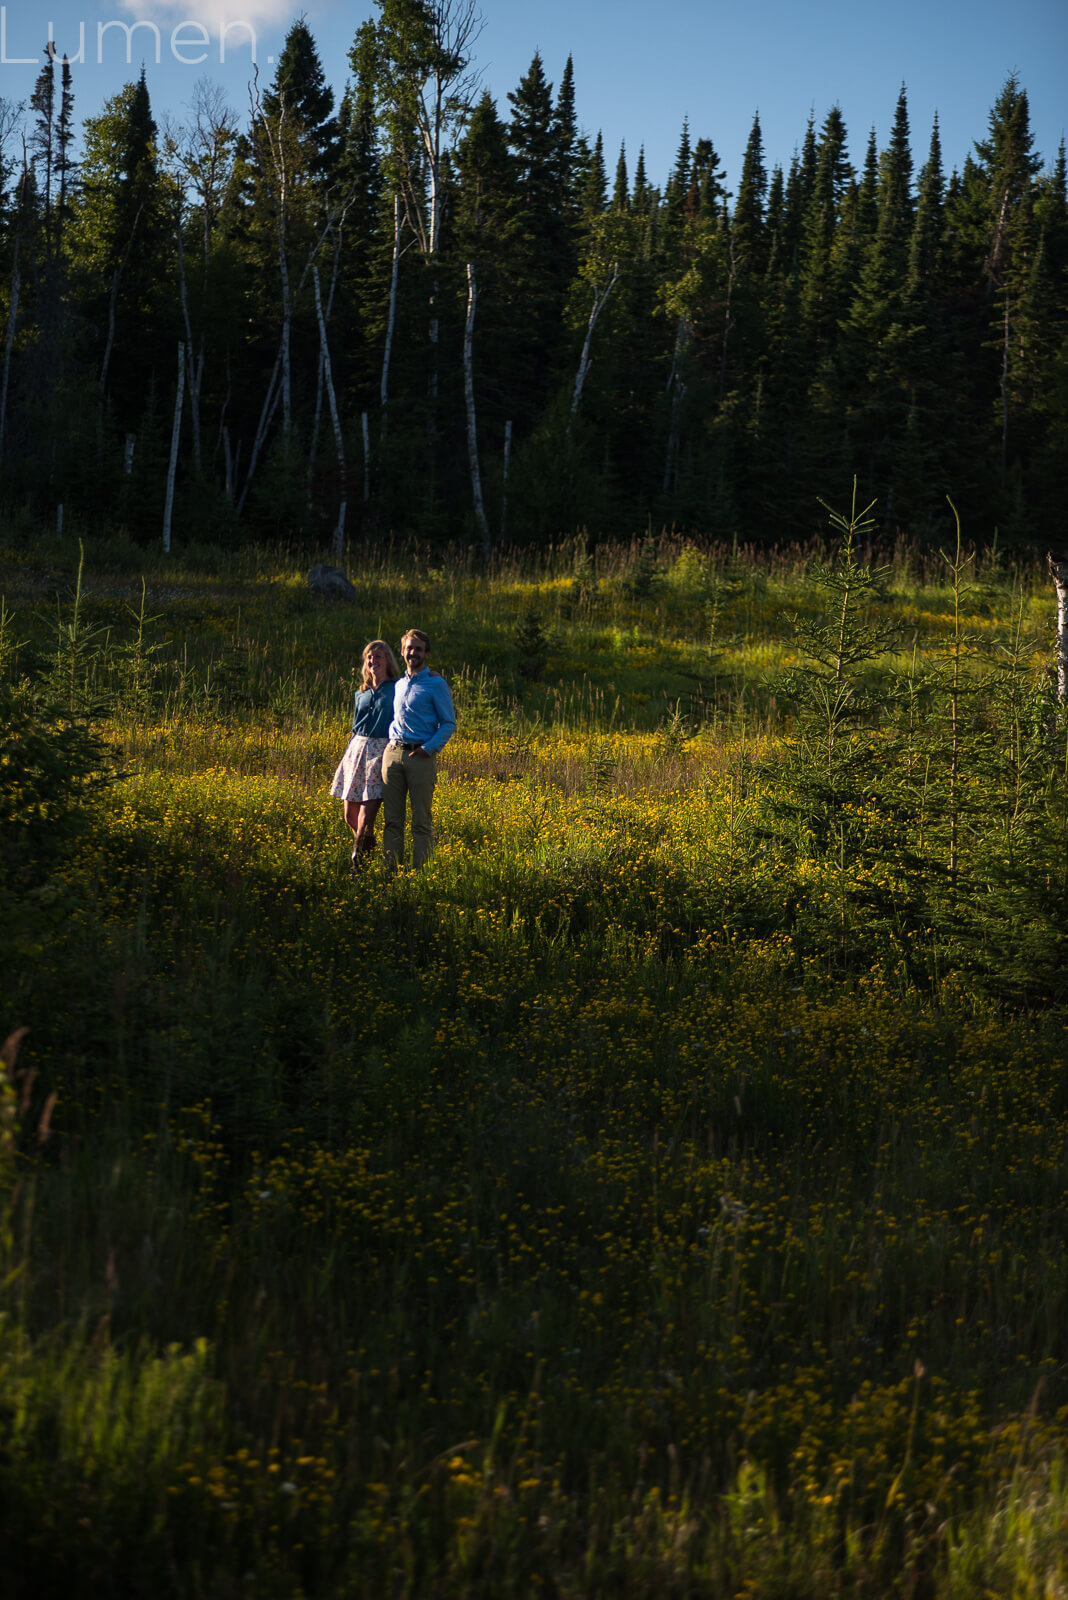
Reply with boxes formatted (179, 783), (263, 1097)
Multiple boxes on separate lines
(330, 735), (389, 803)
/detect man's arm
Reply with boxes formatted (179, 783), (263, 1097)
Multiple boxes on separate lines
(419, 677), (457, 755)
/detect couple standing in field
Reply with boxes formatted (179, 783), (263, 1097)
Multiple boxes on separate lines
(330, 628), (457, 871)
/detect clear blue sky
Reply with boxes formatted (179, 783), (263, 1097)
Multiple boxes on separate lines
(2, 0), (1065, 188)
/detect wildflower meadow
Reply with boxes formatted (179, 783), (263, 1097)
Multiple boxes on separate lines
(2, 509), (1068, 1596)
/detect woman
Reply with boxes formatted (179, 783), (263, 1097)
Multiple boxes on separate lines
(330, 638), (400, 867)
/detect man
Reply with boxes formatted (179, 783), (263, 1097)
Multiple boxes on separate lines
(381, 628), (456, 869)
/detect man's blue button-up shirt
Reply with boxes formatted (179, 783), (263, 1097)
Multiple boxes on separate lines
(389, 668), (457, 755)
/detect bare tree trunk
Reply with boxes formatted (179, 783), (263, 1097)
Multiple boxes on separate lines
(361, 412), (370, 505)
(380, 193), (402, 440)
(0, 235), (20, 474)
(313, 266), (347, 559)
(1000, 294), (1010, 488)
(568, 265), (619, 434)
(174, 216), (203, 476)
(1049, 551), (1068, 707)
(162, 341), (185, 554)
(463, 262), (489, 555)
(236, 344), (283, 517)
(308, 348), (325, 511)
(98, 206), (143, 419)
(719, 238), (737, 401)
(663, 317), (688, 496)
(501, 418), (512, 541)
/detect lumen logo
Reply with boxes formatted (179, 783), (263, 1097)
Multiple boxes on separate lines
(0, 8), (259, 66)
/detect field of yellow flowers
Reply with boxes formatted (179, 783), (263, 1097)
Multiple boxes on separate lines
(2, 525), (1068, 1596)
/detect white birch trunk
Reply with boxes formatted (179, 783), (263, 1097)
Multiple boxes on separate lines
(463, 262), (489, 554)
(1048, 552), (1068, 707)
(313, 266), (347, 560)
(162, 341), (185, 554)
(237, 344), (283, 516)
(174, 217), (203, 476)
(380, 193), (401, 438)
(569, 265), (619, 433)
(99, 207), (143, 415)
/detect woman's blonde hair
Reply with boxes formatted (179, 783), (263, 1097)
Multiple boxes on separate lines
(360, 638), (401, 690)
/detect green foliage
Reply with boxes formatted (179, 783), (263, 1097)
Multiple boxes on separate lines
(514, 606), (549, 680)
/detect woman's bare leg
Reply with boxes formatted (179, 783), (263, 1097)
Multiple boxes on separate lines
(343, 799), (361, 853)
(354, 799), (382, 855)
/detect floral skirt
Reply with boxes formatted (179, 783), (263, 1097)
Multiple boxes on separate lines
(330, 734), (389, 803)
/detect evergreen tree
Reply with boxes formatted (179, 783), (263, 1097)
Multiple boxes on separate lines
(876, 85), (914, 274)
(856, 128), (879, 242)
(733, 113), (767, 275)
(68, 70), (172, 443)
(507, 53), (571, 421)
(552, 54), (579, 212)
(974, 73), (1042, 295)
(801, 105), (852, 345)
(907, 114), (945, 295)
(581, 131), (607, 218)
(262, 18), (339, 180)
(632, 146), (651, 214)
(612, 141), (628, 211)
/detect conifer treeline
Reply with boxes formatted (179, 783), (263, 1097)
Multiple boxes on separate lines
(1, 3), (1064, 549)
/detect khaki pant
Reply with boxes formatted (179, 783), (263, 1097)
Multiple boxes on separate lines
(381, 745), (437, 868)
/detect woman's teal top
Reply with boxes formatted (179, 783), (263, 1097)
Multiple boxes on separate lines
(351, 678), (395, 739)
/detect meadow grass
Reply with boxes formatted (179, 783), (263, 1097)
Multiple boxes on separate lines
(2, 527), (1067, 1596)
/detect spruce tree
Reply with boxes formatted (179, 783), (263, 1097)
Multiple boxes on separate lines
(876, 85), (915, 277)
(581, 131), (607, 219)
(612, 142), (628, 211)
(733, 113), (767, 275)
(262, 18), (339, 179)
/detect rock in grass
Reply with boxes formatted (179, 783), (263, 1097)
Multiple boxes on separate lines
(308, 564), (357, 603)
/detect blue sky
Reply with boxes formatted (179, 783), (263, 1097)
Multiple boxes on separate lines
(2, 0), (1065, 188)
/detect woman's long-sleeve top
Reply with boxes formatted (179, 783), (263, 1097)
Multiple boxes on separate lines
(351, 678), (396, 739)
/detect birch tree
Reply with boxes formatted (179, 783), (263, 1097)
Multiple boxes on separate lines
(354, 0), (483, 457)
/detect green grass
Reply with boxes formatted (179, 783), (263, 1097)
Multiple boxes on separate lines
(1, 525), (1067, 1596)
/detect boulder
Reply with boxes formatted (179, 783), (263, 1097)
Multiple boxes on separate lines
(308, 564), (357, 603)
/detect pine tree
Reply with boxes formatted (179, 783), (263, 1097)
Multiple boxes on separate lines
(974, 73), (1042, 296)
(733, 113), (767, 275)
(69, 70), (172, 443)
(907, 114), (945, 295)
(857, 128), (879, 241)
(552, 54), (579, 212)
(801, 105), (852, 345)
(631, 146), (651, 214)
(507, 52), (571, 421)
(612, 141), (628, 211)
(877, 85), (915, 276)
(29, 59), (56, 258)
(262, 18), (339, 180)
(581, 131), (607, 218)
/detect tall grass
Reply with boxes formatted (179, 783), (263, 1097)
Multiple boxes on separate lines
(1, 528), (1066, 1596)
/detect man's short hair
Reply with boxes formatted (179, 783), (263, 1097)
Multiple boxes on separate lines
(402, 628), (431, 652)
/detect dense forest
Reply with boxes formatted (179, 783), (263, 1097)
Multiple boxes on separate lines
(0, 0), (1064, 551)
